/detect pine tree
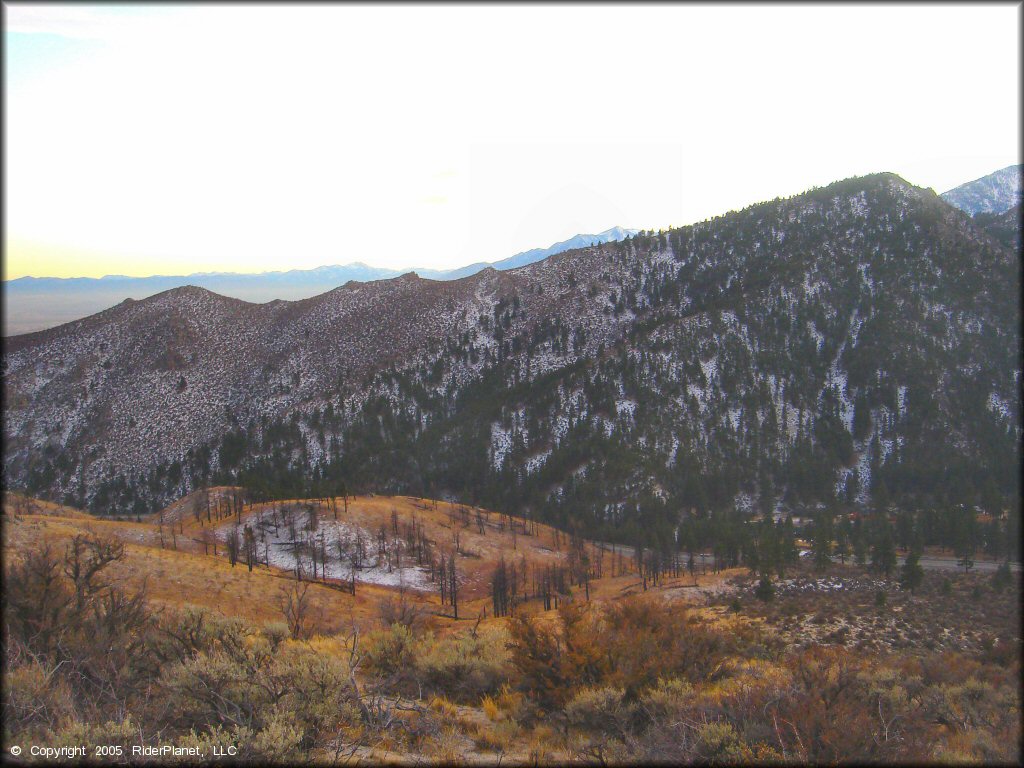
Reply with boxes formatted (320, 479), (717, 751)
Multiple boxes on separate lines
(781, 515), (798, 573)
(991, 560), (1012, 593)
(899, 551), (923, 593)
(852, 517), (868, 566)
(834, 516), (851, 564)
(895, 509), (914, 551)
(812, 509), (834, 571)
(870, 515), (897, 577)
(954, 506), (977, 573)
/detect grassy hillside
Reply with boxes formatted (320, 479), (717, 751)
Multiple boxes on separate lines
(3, 491), (1018, 764)
(3, 491), (677, 635)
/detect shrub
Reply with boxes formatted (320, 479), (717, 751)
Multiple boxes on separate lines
(262, 621), (290, 650)
(269, 641), (360, 746)
(564, 685), (634, 736)
(600, 601), (725, 696)
(775, 646), (884, 763)
(54, 715), (137, 755)
(4, 536), (154, 726)
(638, 677), (694, 724)
(472, 718), (519, 752)
(509, 599), (727, 709)
(378, 588), (424, 632)
(245, 713), (306, 764)
(425, 723), (465, 764)
(417, 625), (511, 702)
(362, 623), (418, 678)
(991, 561), (1012, 593)
(494, 683), (531, 723)
(4, 662), (77, 738)
(172, 715), (304, 766)
(152, 605), (219, 662)
(922, 677), (1017, 741)
(693, 721), (754, 764)
(507, 608), (582, 710)
(160, 632), (359, 755)
(161, 648), (268, 731)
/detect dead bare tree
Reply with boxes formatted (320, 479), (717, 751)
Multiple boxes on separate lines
(277, 581), (312, 639)
(243, 525), (257, 572)
(378, 586), (423, 631)
(64, 533), (124, 611)
(191, 489), (206, 526)
(226, 525), (240, 567)
(448, 554), (460, 620)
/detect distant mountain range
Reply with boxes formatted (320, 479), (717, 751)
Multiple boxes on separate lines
(940, 164), (1021, 215)
(2, 227), (639, 335)
(8, 161), (1021, 338)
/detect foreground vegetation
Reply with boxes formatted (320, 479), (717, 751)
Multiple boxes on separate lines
(4, 523), (1020, 765)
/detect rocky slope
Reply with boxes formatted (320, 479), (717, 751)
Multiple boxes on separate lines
(4, 174), (1019, 540)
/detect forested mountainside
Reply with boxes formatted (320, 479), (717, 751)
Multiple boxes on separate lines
(940, 164), (1022, 216)
(973, 204), (1022, 253)
(4, 173), (1020, 543)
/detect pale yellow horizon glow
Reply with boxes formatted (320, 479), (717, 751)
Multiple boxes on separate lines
(4, 239), (227, 281)
(5, 4), (1020, 280)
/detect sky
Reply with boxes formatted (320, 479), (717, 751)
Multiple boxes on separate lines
(4, 3), (1020, 280)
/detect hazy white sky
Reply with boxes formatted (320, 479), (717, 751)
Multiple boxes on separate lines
(4, 3), (1020, 279)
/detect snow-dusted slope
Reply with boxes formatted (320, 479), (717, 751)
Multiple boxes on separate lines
(4, 175), (1018, 525)
(940, 164), (1022, 215)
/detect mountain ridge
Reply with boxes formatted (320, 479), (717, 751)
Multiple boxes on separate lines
(4, 172), (1018, 543)
(940, 164), (1022, 216)
(3, 227), (640, 336)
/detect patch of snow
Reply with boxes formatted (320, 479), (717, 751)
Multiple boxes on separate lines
(807, 321), (824, 352)
(987, 392), (1011, 420)
(849, 190), (869, 218)
(728, 406), (742, 431)
(897, 385), (908, 418)
(216, 509), (433, 590)
(490, 422), (512, 471)
(615, 398), (638, 420)
(524, 449), (551, 475)
(854, 442), (871, 505)
(700, 356), (718, 384)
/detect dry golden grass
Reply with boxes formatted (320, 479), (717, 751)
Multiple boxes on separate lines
(146, 485), (244, 525)
(4, 505), (410, 634)
(480, 694), (500, 721)
(4, 492), (749, 653)
(2, 491), (93, 519)
(198, 495), (610, 606)
(5, 490), (749, 643)
(162, 493), (620, 603)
